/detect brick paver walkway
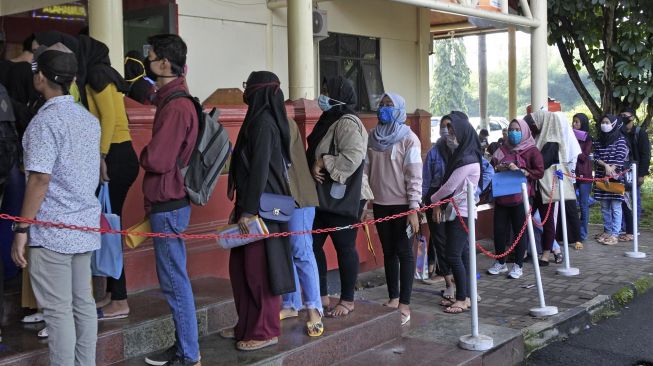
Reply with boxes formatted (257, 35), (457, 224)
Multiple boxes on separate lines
(356, 225), (653, 331)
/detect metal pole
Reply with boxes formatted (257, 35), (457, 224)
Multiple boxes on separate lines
(459, 181), (493, 351)
(522, 183), (558, 317)
(556, 170), (580, 276)
(625, 163), (646, 258)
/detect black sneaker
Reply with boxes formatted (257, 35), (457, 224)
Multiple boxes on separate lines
(145, 345), (177, 366)
(168, 355), (201, 366)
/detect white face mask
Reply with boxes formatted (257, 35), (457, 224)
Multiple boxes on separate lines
(601, 122), (614, 133)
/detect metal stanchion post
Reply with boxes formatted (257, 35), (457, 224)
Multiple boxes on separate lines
(459, 181), (493, 351)
(522, 183), (558, 317)
(556, 168), (579, 276)
(625, 163), (646, 258)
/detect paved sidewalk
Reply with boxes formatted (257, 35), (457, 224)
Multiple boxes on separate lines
(349, 224), (653, 363)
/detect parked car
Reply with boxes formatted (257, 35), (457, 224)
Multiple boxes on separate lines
(470, 117), (508, 144)
(430, 116), (441, 143)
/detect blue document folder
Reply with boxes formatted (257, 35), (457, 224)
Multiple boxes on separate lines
(492, 170), (527, 198)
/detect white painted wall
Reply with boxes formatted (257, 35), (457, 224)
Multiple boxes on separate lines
(176, 0), (430, 111)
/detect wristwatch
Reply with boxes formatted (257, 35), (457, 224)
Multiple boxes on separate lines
(11, 223), (30, 234)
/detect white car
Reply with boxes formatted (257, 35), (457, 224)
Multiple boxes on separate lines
(431, 116), (508, 144)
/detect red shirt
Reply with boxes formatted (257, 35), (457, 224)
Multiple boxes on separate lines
(140, 77), (198, 210)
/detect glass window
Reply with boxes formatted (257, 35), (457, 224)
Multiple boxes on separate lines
(319, 33), (383, 111)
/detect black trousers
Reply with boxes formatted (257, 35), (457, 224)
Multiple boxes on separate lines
(373, 204), (414, 305)
(426, 208), (450, 275)
(312, 210), (360, 302)
(493, 203), (527, 267)
(556, 200), (581, 244)
(446, 217), (470, 302)
(104, 141), (139, 301)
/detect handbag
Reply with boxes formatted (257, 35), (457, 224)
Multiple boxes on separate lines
(414, 233), (429, 280)
(258, 157), (296, 223)
(538, 164), (576, 203)
(91, 183), (124, 279)
(216, 215), (269, 249)
(315, 117), (365, 219)
(595, 180), (625, 195)
(125, 218), (151, 249)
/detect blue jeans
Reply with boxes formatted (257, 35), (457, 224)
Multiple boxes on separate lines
(600, 200), (622, 236)
(282, 207), (322, 314)
(150, 205), (199, 363)
(577, 183), (591, 242)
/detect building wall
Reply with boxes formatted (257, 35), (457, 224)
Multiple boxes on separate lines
(176, 0), (430, 111)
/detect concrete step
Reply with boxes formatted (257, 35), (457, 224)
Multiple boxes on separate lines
(335, 313), (525, 366)
(116, 300), (401, 366)
(0, 278), (237, 366)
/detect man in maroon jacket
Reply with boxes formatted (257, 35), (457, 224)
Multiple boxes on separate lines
(140, 34), (200, 366)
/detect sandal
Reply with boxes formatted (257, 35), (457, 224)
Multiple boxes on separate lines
(97, 308), (129, 321)
(553, 252), (563, 264)
(538, 259), (550, 267)
(279, 308), (299, 320)
(236, 337), (278, 351)
(618, 234), (634, 242)
(602, 236), (618, 246)
(219, 328), (235, 339)
(306, 320), (324, 337)
(574, 242), (584, 250)
(326, 302), (354, 318)
(443, 305), (468, 314)
(439, 298), (455, 307)
(596, 232), (609, 242)
(441, 287), (455, 301)
(400, 312), (411, 326)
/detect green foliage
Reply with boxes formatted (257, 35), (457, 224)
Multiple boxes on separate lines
(430, 38), (471, 116)
(548, 0), (653, 124)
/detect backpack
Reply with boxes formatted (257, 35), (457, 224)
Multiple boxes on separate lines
(0, 84), (18, 184)
(163, 91), (232, 206)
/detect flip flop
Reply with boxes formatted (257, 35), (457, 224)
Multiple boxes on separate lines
(441, 288), (455, 301)
(439, 299), (455, 307)
(400, 313), (411, 326)
(97, 308), (129, 321)
(279, 309), (299, 320)
(443, 305), (468, 314)
(306, 320), (324, 337)
(219, 328), (235, 339)
(236, 337), (279, 351)
(326, 302), (354, 318)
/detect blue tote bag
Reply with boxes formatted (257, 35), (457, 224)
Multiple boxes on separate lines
(92, 183), (123, 279)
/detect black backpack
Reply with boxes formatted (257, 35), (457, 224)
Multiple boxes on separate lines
(0, 84), (18, 184)
(164, 92), (231, 206)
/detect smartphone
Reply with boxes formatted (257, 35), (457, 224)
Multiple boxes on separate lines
(406, 224), (414, 239)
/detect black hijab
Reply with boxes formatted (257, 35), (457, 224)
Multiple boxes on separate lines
(598, 114), (624, 146)
(573, 113), (590, 132)
(229, 71), (291, 197)
(306, 76), (357, 165)
(79, 36), (129, 98)
(442, 111), (483, 187)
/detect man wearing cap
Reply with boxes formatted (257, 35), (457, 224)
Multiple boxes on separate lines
(11, 43), (101, 366)
(620, 107), (651, 242)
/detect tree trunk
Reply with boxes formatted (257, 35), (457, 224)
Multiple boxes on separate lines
(556, 38), (602, 120)
(601, 1), (618, 115)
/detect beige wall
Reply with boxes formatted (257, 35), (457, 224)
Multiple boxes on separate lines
(177, 0), (430, 111)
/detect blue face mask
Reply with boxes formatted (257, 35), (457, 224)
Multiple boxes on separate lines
(377, 106), (396, 124)
(508, 130), (522, 145)
(318, 95), (332, 111)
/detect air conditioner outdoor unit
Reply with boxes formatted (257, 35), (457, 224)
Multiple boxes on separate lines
(313, 9), (328, 41)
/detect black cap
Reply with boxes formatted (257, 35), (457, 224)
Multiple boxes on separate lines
(34, 43), (77, 87)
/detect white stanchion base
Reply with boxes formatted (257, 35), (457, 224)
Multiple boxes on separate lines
(530, 306), (558, 317)
(557, 267), (580, 276)
(459, 334), (494, 351)
(625, 251), (646, 259)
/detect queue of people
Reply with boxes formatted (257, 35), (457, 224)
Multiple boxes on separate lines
(0, 28), (651, 366)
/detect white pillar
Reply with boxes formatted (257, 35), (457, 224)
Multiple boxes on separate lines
(478, 34), (488, 130)
(287, 0), (315, 100)
(88, 0), (124, 75)
(508, 27), (517, 120)
(416, 8), (432, 111)
(530, 0), (548, 111)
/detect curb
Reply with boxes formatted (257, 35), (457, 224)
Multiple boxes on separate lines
(521, 274), (653, 357)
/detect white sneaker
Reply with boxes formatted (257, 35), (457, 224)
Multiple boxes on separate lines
(22, 313), (44, 323)
(487, 261), (508, 275)
(38, 327), (48, 338)
(508, 264), (523, 279)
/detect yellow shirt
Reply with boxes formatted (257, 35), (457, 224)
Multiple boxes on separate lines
(86, 84), (132, 155)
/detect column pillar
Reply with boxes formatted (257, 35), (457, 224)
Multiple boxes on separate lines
(508, 26), (517, 119)
(287, 0), (315, 100)
(478, 34), (488, 130)
(88, 0), (124, 75)
(530, 0), (548, 110)
(416, 8), (431, 111)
